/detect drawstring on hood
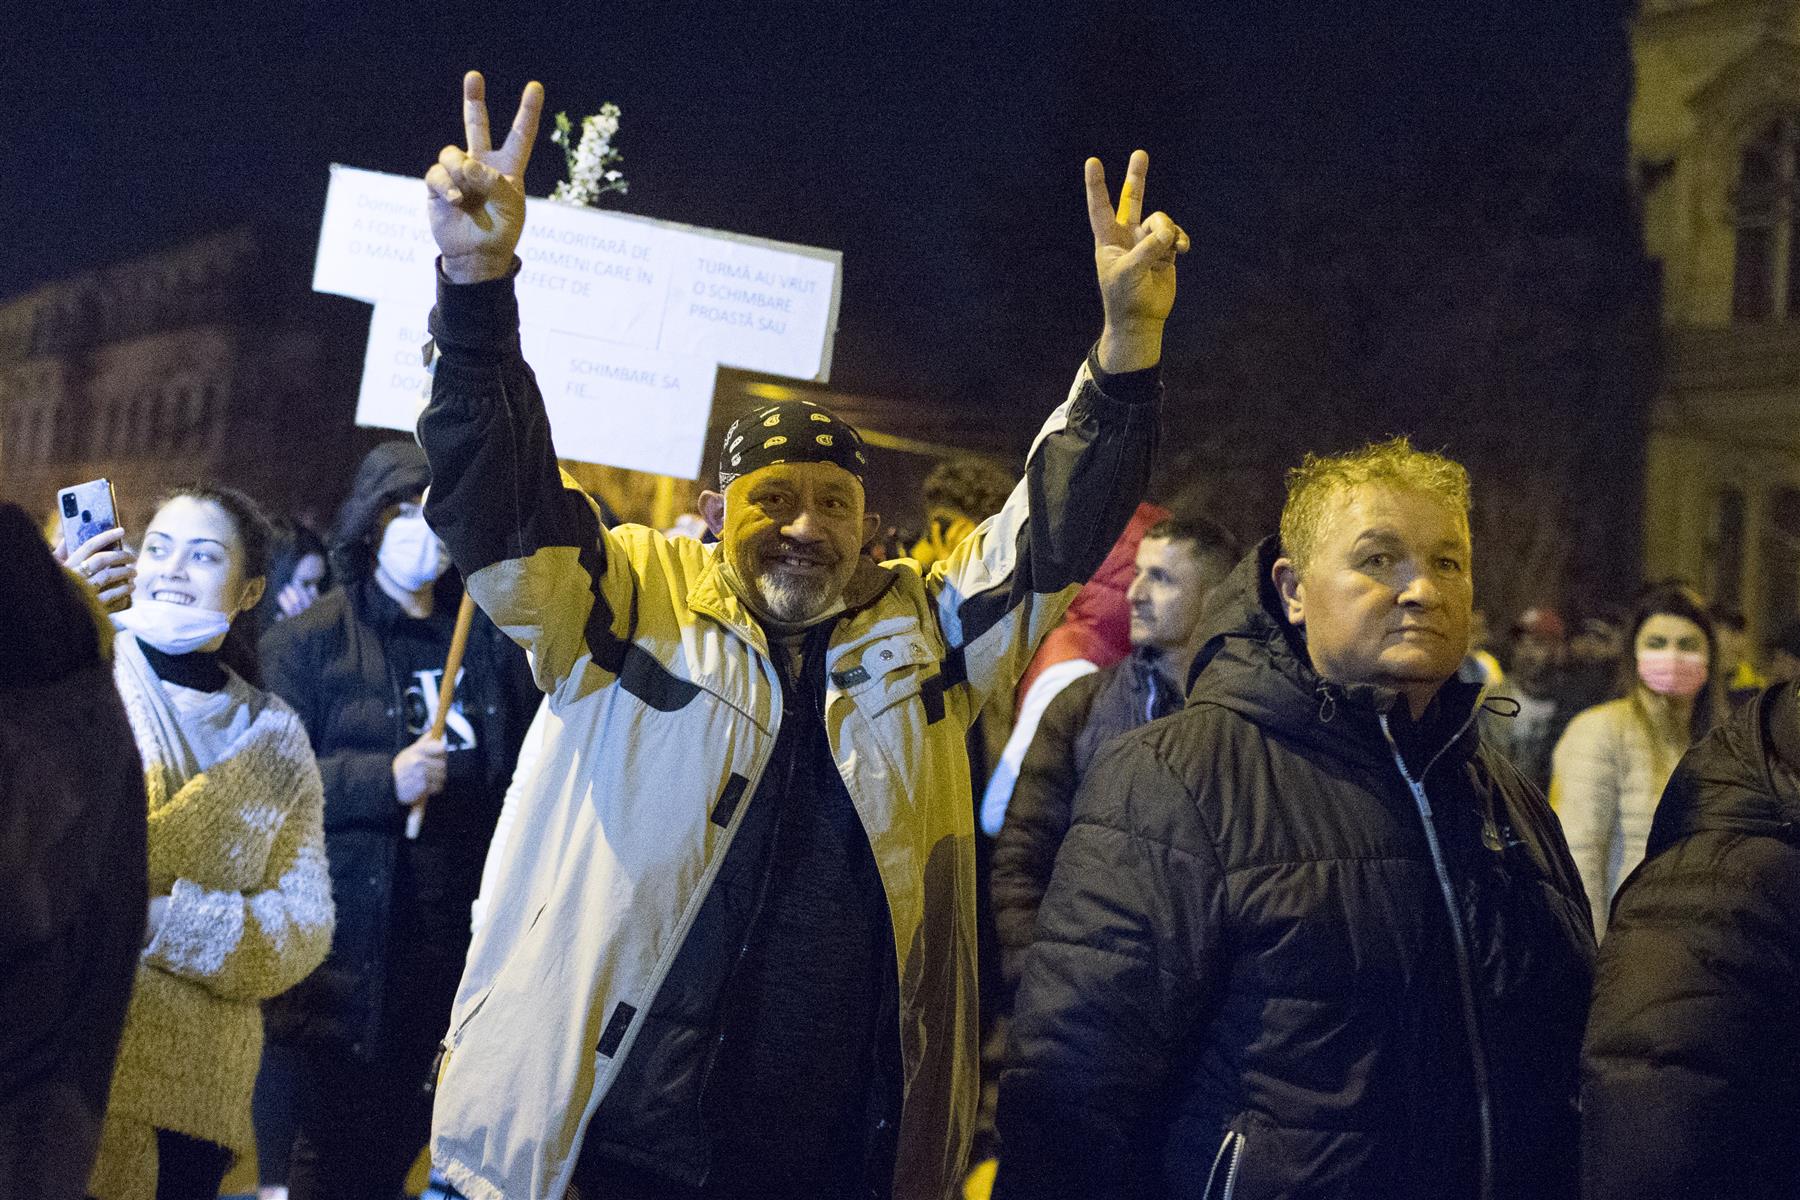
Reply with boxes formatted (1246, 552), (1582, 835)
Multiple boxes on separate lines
(1316, 683), (1338, 725)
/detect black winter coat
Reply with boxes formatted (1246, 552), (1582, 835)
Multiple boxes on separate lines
(1581, 683), (1800, 1200)
(259, 577), (535, 1056)
(996, 538), (1595, 1200)
(992, 649), (1181, 989)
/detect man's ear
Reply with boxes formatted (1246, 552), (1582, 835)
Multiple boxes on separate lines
(699, 490), (727, 537)
(862, 511), (882, 546)
(1272, 557), (1305, 628)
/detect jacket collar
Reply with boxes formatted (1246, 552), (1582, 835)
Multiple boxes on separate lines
(686, 543), (898, 650)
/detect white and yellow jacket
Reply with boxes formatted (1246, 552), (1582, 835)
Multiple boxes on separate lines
(416, 264), (1158, 1200)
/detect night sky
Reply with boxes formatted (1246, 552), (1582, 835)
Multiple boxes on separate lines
(4, 2), (1637, 463)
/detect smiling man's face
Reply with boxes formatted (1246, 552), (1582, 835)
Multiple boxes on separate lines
(702, 461), (878, 626)
(1273, 483), (1473, 716)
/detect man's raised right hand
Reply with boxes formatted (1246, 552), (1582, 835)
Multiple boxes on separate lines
(426, 71), (544, 285)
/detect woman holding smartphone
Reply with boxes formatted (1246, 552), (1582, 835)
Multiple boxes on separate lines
(86, 484), (333, 1200)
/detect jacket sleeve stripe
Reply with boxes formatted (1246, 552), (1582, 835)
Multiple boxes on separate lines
(597, 1001), (638, 1058)
(710, 773), (751, 827)
(936, 365), (1156, 651)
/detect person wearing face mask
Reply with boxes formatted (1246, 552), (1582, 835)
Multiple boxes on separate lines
(257, 440), (535, 1200)
(85, 484), (333, 1200)
(1549, 583), (1722, 938)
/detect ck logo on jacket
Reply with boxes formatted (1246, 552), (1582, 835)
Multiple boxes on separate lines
(405, 666), (477, 751)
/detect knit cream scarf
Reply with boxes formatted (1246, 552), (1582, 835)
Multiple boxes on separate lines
(112, 633), (208, 803)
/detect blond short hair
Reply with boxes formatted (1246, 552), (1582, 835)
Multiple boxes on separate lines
(1279, 436), (1471, 574)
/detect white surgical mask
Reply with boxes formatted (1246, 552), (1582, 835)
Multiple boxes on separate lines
(377, 513), (449, 593)
(113, 597), (233, 655)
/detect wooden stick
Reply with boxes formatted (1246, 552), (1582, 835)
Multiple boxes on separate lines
(406, 592), (478, 841)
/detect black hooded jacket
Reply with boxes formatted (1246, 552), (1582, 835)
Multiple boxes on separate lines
(1581, 683), (1800, 1200)
(995, 537), (1595, 1200)
(260, 441), (536, 1055)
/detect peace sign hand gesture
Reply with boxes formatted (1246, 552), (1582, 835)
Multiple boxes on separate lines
(1086, 150), (1190, 373)
(426, 71), (545, 284)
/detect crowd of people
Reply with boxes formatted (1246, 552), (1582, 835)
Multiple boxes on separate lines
(5, 69), (1798, 1200)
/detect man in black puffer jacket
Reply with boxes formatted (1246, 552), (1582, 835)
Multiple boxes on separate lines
(1581, 682), (1800, 1200)
(260, 442), (538, 1198)
(996, 438), (1595, 1200)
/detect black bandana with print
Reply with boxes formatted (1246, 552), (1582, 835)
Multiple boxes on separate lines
(718, 399), (869, 489)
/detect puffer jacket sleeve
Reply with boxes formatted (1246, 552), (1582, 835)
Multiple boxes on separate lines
(1550, 704), (1621, 934)
(926, 353), (1156, 715)
(418, 261), (637, 699)
(992, 671), (1102, 991)
(995, 730), (1224, 1200)
(1580, 836), (1800, 1199)
(142, 710), (335, 1002)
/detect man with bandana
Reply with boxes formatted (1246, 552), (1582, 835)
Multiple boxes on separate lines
(414, 73), (1183, 1200)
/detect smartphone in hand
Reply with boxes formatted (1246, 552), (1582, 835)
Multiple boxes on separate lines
(58, 478), (120, 556)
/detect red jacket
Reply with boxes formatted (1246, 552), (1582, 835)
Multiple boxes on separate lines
(1014, 502), (1168, 706)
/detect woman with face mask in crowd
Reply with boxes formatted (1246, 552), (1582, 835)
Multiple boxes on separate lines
(257, 442), (536, 1199)
(86, 485), (333, 1200)
(1549, 583), (1721, 938)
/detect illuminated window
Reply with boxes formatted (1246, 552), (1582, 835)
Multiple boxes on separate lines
(1732, 116), (1800, 322)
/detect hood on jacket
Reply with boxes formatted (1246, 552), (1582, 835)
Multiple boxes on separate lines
(1647, 681), (1800, 857)
(1185, 535), (1484, 771)
(331, 440), (432, 580)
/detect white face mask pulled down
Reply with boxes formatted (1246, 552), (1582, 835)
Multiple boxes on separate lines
(113, 597), (233, 655)
(378, 514), (450, 593)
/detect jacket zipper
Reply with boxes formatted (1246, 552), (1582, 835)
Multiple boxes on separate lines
(1378, 710), (1495, 1200)
(693, 631), (820, 1124)
(1205, 1128), (1246, 1200)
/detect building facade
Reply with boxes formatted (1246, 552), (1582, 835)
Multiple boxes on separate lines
(1635, 0), (1800, 638)
(0, 226), (365, 538)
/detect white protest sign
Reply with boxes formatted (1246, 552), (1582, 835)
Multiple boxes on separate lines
(532, 329), (718, 476)
(313, 168), (438, 308)
(352, 301), (719, 479)
(662, 241), (841, 380)
(317, 165), (840, 476)
(352, 303), (433, 433)
(314, 166), (843, 462)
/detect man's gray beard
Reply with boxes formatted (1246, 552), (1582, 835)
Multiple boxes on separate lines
(753, 569), (835, 626)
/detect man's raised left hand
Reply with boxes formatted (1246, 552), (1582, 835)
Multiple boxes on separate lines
(1086, 150), (1189, 374)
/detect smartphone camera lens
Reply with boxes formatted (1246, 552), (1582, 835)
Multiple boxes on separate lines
(62, 494), (78, 517)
